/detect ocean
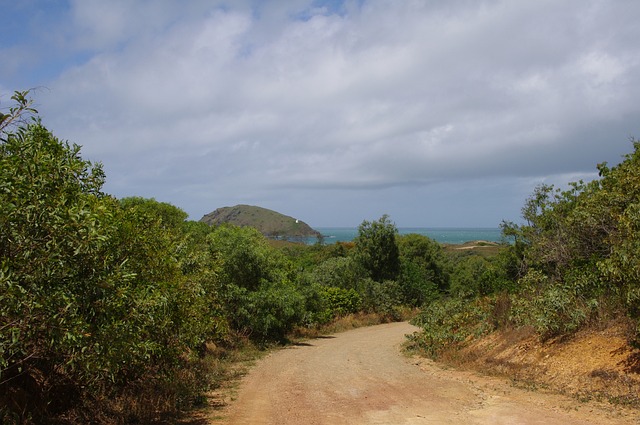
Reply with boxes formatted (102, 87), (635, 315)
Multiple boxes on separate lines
(307, 227), (505, 245)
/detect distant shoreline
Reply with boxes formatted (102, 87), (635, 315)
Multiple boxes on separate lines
(308, 227), (505, 245)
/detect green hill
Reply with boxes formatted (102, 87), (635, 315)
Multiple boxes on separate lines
(200, 205), (321, 240)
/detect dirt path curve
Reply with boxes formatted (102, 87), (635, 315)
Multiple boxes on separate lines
(217, 322), (638, 424)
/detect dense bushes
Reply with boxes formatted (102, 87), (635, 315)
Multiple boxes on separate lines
(207, 224), (306, 342)
(6, 90), (638, 418)
(412, 140), (640, 358)
(0, 91), (449, 423)
(0, 116), (230, 422)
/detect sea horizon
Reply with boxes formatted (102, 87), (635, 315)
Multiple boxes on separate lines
(305, 227), (506, 245)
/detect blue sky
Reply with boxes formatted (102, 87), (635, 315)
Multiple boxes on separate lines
(2, 0), (640, 227)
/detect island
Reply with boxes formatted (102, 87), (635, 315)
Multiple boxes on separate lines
(200, 204), (321, 241)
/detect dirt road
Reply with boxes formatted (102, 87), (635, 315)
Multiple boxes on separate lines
(218, 322), (638, 424)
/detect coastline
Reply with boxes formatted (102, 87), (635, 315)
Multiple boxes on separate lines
(311, 227), (504, 245)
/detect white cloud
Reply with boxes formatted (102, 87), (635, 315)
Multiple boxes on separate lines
(6, 0), (637, 225)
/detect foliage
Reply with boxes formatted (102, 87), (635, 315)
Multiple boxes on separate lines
(119, 196), (188, 229)
(397, 233), (448, 306)
(410, 297), (493, 358)
(208, 224), (280, 291)
(448, 253), (515, 299)
(306, 256), (367, 290)
(0, 95), (228, 422)
(0, 122), (112, 393)
(207, 224), (306, 342)
(412, 139), (640, 360)
(398, 234), (448, 291)
(242, 282), (307, 343)
(353, 215), (400, 282)
(306, 285), (361, 325)
(357, 278), (403, 320)
(0, 91), (38, 137)
(448, 255), (489, 298)
(397, 260), (441, 307)
(593, 145), (640, 341)
(509, 143), (640, 342)
(507, 270), (596, 339)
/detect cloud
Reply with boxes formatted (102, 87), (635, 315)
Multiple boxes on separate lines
(9, 0), (639, 225)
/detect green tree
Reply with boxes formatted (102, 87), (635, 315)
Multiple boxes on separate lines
(306, 256), (367, 290)
(449, 255), (492, 298)
(595, 142), (640, 343)
(207, 224), (304, 342)
(0, 90), (38, 137)
(119, 196), (188, 229)
(208, 224), (278, 291)
(0, 96), (227, 422)
(397, 233), (449, 305)
(354, 215), (400, 282)
(0, 120), (119, 419)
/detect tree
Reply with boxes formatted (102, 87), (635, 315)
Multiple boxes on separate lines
(0, 98), (227, 421)
(119, 196), (188, 229)
(353, 215), (400, 282)
(0, 120), (118, 418)
(0, 91), (38, 138)
(208, 224), (276, 291)
(307, 256), (367, 290)
(398, 233), (449, 293)
(207, 224), (304, 342)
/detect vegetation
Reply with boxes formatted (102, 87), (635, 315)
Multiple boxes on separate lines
(0, 91), (449, 424)
(4, 89), (638, 421)
(200, 204), (321, 240)
(410, 140), (640, 363)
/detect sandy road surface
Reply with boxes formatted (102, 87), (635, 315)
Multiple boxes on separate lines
(218, 322), (638, 424)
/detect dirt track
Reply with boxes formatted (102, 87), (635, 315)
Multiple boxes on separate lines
(217, 322), (638, 424)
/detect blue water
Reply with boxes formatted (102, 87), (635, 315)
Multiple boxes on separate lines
(307, 227), (505, 245)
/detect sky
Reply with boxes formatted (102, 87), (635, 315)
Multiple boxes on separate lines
(1, 0), (639, 227)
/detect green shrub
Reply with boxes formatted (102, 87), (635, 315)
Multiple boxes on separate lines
(242, 282), (307, 343)
(317, 286), (361, 321)
(397, 260), (440, 307)
(0, 115), (228, 422)
(357, 278), (402, 320)
(306, 256), (367, 290)
(207, 224), (308, 343)
(410, 297), (492, 357)
(354, 215), (400, 282)
(398, 233), (449, 293)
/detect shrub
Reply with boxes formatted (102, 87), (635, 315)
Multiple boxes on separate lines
(410, 297), (492, 358)
(358, 278), (402, 320)
(354, 215), (400, 282)
(242, 282), (307, 343)
(0, 115), (227, 422)
(316, 286), (361, 321)
(306, 256), (367, 290)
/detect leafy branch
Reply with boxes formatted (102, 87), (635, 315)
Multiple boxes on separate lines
(0, 90), (38, 139)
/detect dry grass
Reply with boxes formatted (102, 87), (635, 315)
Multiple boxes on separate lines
(442, 241), (503, 257)
(429, 320), (640, 409)
(34, 338), (268, 425)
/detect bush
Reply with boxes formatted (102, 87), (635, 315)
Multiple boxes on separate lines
(306, 256), (367, 290)
(410, 297), (492, 357)
(354, 215), (400, 282)
(243, 282), (307, 343)
(397, 260), (440, 307)
(208, 225), (308, 343)
(315, 286), (361, 323)
(0, 115), (227, 422)
(357, 278), (403, 320)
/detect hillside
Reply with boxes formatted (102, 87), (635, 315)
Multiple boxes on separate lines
(200, 204), (321, 240)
